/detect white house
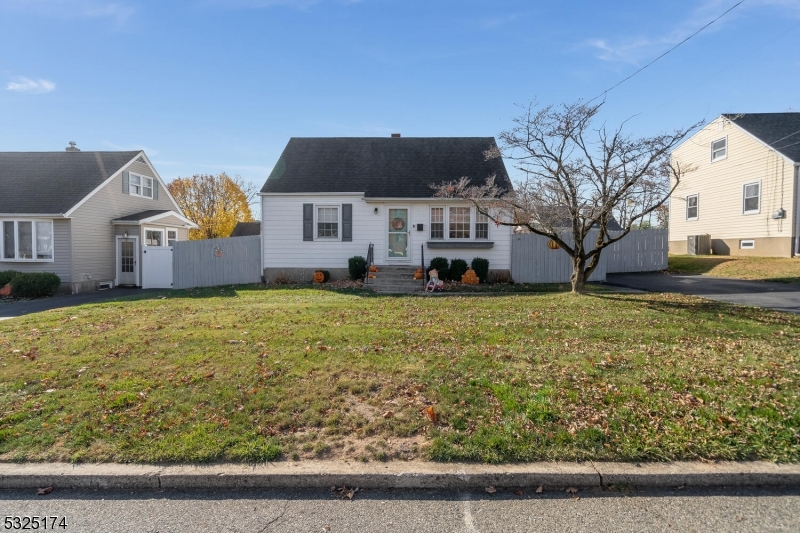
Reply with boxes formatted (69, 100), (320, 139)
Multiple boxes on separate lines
(258, 136), (514, 282)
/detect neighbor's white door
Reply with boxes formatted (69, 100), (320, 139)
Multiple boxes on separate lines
(141, 246), (173, 289)
(117, 238), (138, 286)
(387, 207), (410, 260)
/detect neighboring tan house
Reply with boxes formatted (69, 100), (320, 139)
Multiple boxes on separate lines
(259, 136), (513, 281)
(670, 113), (800, 257)
(0, 146), (197, 293)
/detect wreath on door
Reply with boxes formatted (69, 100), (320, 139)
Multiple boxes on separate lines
(391, 218), (406, 230)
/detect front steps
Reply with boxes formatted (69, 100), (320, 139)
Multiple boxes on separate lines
(365, 265), (426, 294)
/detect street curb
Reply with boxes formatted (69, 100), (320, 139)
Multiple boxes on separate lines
(1, 461), (799, 491)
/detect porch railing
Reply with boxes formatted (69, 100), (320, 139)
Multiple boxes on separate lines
(421, 244), (425, 289)
(364, 243), (374, 286)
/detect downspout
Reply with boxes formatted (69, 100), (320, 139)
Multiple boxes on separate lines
(795, 164), (800, 256)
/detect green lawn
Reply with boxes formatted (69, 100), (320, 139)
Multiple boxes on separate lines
(1, 285), (798, 464)
(669, 255), (800, 283)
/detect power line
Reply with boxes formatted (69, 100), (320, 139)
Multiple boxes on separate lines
(586, 0), (747, 104)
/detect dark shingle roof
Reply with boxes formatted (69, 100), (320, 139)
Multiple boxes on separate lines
(0, 151), (140, 214)
(229, 221), (261, 237)
(723, 113), (800, 162)
(261, 137), (512, 197)
(112, 210), (171, 221)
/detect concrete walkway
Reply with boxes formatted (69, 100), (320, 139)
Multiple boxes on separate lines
(0, 288), (160, 319)
(605, 272), (800, 314)
(1, 461), (798, 490)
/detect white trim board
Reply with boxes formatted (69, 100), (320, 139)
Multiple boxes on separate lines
(111, 210), (198, 228)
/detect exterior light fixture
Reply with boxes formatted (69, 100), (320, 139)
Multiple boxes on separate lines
(374, 207), (379, 214)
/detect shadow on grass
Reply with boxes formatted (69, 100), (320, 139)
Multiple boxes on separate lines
(667, 255), (737, 275)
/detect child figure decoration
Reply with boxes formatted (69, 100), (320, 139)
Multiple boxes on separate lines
(425, 268), (444, 292)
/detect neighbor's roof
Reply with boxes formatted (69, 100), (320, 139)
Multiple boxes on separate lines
(0, 151), (141, 214)
(724, 113), (800, 162)
(260, 137), (512, 197)
(229, 221), (261, 237)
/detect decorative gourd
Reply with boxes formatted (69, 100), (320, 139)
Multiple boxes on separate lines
(370, 265), (379, 272)
(414, 268), (423, 280)
(547, 239), (560, 250)
(461, 268), (479, 285)
(313, 271), (325, 283)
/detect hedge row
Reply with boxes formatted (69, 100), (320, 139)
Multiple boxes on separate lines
(0, 270), (61, 298)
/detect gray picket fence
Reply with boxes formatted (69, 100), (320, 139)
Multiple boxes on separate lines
(172, 235), (262, 289)
(510, 229), (667, 284)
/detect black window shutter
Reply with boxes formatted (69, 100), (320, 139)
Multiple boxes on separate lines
(122, 171), (130, 194)
(342, 204), (352, 241)
(303, 204), (313, 241)
(153, 180), (159, 200)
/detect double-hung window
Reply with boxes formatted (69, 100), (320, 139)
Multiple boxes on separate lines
(711, 137), (727, 162)
(166, 228), (178, 246)
(129, 173), (154, 198)
(743, 182), (760, 214)
(1, 220), (54, 261)
(430, 207), (445, 239)
(686, 194), (698, 220)
(448, 207), (471, 239)
(317, 206), (339, 239)
(475, 212), (489, 239)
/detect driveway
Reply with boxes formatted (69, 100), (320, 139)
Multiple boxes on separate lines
(0, 288), (160, 319)
(605, 272), (800, 314)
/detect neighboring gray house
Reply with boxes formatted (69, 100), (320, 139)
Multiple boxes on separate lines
(0, 146), (197, 293)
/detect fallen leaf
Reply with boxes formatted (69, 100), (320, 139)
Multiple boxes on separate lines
(565, 487), (578, 494)
(485, 486), (497, 494)
(535, 485), (543, 494)
(424, 406), (437, 423)
(515, 490), (524, 496)
(382, 411), (393, 418)
(37, 486), (52, 495)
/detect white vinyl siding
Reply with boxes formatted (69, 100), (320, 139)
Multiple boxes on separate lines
(743, 182), (760, 214)
(686, 194), (698, 220)
(0, 219), (54, 262)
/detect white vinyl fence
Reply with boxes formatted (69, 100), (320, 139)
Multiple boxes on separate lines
(510, 229), (667, 284)
(172, 235), (262, 289)
(142, 246), (174, 289)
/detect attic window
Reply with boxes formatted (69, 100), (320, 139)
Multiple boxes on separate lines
(129, 173), (154, 199)
(711, 137), (727, 162)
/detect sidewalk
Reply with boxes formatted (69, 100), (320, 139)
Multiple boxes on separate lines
(2, 461), (798, 490)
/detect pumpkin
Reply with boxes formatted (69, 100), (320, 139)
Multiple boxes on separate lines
(370, 265), (379, 272)
(413, 268), (423, 280)
(461, 268), (479, 285)
(313, 271), (325, 283)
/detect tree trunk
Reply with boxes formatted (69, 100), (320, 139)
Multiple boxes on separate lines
(570, 258), (587, 293)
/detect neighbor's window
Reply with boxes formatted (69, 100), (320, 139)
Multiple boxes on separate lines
(475, 211), (489, 239)
(129, 173), (154, 198)
(686, 194), (698, 220)
(711, 137), (727, 162)
(743, 182), (760, 214)
(317, 206), (339, 238)
(449, 207), (471, 239)
(430, 207), (444, 239)
(144, 228), (164, 246)
(0, 219), (54, 261)
(166, 228), (177, 246)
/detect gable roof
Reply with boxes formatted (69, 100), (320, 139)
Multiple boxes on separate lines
(723, 113), (800, 162)
(230, 221), (261, 237)
(261, 137), (512, 198)
(0, 151), (141, 214)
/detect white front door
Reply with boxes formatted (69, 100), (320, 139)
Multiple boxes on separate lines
(116, 237), (139, 286)
(387, 207), (410, 260)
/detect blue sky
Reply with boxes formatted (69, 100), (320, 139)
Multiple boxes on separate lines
(2, 0), (800, 217)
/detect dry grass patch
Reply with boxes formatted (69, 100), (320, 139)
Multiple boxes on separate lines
(669, 255), (800, 283)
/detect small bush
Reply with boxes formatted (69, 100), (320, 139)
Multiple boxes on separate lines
(492, 270), (513, 284)
(471, 257), (490, 283)
(348, 256), (367, 280)
(9, 272), (61, 298)
(429, 257), (449, 281)
(320, 270), (331, 282)
(450, 259), (468, 282)
(0, 270), (21, 287)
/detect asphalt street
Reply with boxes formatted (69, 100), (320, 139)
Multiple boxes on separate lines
(605, 272), (800, 314)
(2, 486), (799, 533)
(0, 288), (159, 318)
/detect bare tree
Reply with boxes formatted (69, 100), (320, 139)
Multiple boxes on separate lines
(435, 101), (697, 293)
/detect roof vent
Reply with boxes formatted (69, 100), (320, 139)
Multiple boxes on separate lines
(391, 133), (401, 138)
(66, 141), (80, 152)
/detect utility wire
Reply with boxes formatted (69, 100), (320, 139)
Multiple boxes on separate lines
(586, 0), (747, 104)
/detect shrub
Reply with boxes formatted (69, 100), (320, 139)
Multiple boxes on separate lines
(320, 270), (331, 282)
(348, 256), (367, 280)
(9, 272), (61, 298)
(428, 257), (449, 281)
(449, 259), (469, 282)
(471, 257), (490, 283)
(0, 270), (21, 287)
(272, 273), (291, 285)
